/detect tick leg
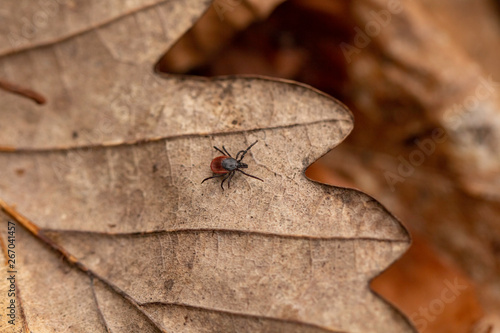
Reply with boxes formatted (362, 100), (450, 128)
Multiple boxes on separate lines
(222, 146), (232, 158)
(226, 171), (235, 188)
(220, 172), (232, 190)
(213, 146), (227, 156)
(201, 173), (226, 184)
(236, 140), (258, 161)
(235, 150), (245, 160)
(237, 169), (264, 182)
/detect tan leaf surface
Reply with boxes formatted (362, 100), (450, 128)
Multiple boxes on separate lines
(0, 0), (208, 149)
(0, 1), (413, 332)
(0, 0), (184, 56)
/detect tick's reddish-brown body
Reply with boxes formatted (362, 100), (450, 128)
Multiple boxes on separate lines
(202, 141), (264, 190)
(210, 156), (230, 174)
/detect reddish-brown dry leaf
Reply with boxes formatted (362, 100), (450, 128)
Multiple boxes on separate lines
(158, 0), (287, 74)
(346, 0), (500, 200)
(0, 1), (414, 332)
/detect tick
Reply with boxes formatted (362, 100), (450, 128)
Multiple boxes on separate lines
(201, 140), (264, 190)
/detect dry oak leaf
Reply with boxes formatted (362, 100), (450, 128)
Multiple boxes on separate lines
(0, 76), (414, 332)
(0, 0), (210, 149)
(0, 0), (193, 57)
(0, 1), (413, 332)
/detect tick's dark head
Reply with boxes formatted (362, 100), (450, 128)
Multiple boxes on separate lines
(221, 157), (239, 171)
(238, 162), (248, 169)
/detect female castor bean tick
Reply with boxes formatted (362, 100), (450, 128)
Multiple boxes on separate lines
(201, 140), (264, 190)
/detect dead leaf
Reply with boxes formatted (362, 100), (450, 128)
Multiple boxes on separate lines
(346, 0), (500, 200)
(0, 1), (414, 332)
(148, 0), (500, 330)
(0, 0), (178, 56)
(0, 0), (209, 149)
(158, 0), (287, 74)
(0, 76), (413, 330)
(371, 234), (483, 333)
